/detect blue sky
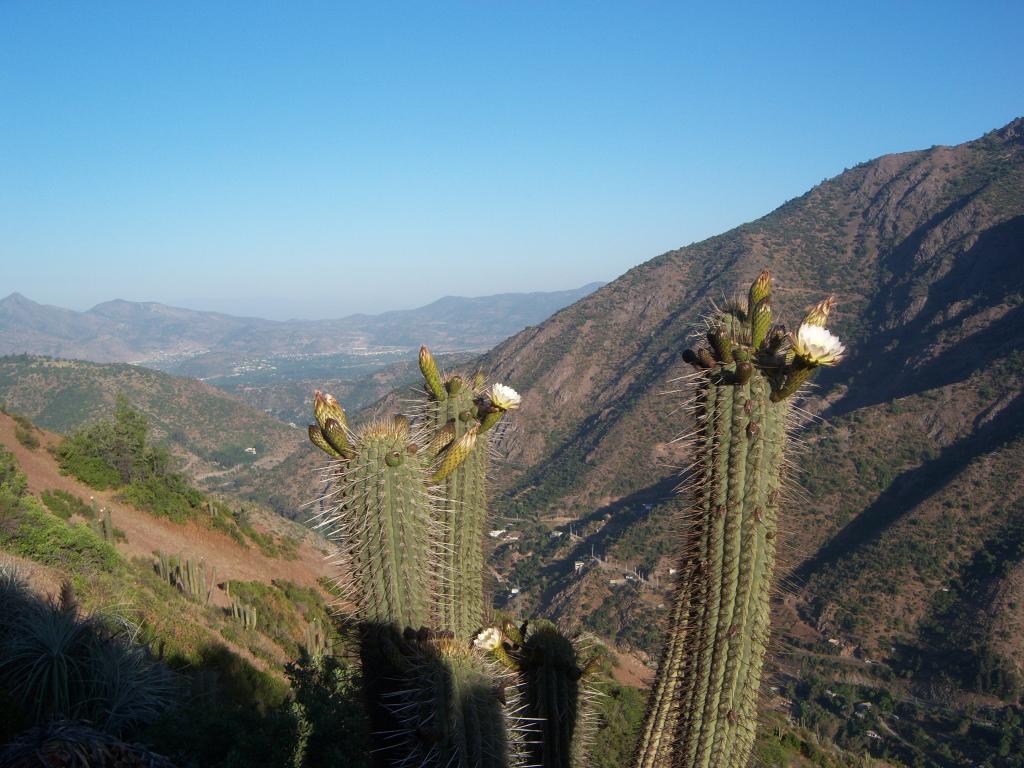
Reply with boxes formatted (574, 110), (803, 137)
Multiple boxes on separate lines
(1, 2), (1021, 319)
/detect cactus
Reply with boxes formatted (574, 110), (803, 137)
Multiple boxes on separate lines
(303, 618), (331, 659)
(100, 508), (114, 543)
(311, 413), (436, 630)
(634, 271), (843, 768)
(156, 552), (215, 605)
(155, 550), (170, 582)
(309, 358), (534, 768)
(231, 599), (258, 630)
(498, 620), (599, 768)
(385, 632), (528, 768)
(416, 346), (519, 641)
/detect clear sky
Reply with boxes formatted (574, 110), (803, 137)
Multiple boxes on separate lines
(1, 2), (1021, 319)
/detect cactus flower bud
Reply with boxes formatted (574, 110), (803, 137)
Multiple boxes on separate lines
(314, 390), (347, 431)
(802, 295), (835, 327)
(308, 425), (342, 458)
(419, 345), (446, 401)
(748, 269), (771, 309)
(432, 425), (479, 482)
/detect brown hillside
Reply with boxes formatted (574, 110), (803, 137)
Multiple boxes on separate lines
(0, 412), (333, 596)
(453, 117), (1024, 714)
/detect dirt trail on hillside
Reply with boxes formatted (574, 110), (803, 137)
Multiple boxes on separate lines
(0, 415), (334, 597)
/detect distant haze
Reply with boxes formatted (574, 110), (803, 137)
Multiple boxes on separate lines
(0, 283), (604, 375)
(161, 290), (600, 323)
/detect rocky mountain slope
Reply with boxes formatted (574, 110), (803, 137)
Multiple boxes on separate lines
(455, 118), (1024, 762)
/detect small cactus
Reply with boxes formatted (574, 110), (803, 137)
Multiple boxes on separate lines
(231, 599), (258, 630)
(303, 618), (331, 659)
(156, 552), (215, 605)
(100, 508), (114, 543)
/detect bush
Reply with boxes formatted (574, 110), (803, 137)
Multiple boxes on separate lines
(0, 447), (26, 497)
(58, 452), (122, 489)
(120, 476), (204, 523)
(40, 489), (95, 520)
(56, 396), (173, 490)
(0, 492), (119, 573)
(287, 652), (369, 767)
(14, 426), (39, 450)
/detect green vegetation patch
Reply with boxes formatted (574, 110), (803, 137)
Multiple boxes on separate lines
(0, 491), (119, 573)
(40, 489), (96, 520)
(226, 579), (334, 659)
(0, 447), (27, 497)
(53, 398), (294, 556)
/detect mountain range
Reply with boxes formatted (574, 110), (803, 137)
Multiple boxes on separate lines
(0, 283), (603, 376)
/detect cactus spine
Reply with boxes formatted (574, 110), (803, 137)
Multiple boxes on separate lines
(635, 271), (844, 768)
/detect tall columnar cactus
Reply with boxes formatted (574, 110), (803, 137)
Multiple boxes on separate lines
(635, 271), (844, 768)
(308, 356), (526, 768)
(311, 407), (437, 630)
(415, 346), (520, 640)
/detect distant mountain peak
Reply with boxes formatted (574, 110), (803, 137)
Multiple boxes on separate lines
(0, 292), (34, 306)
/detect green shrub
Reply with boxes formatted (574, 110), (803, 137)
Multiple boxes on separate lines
(120, 476), (204, 523)
(287, 652), (369, 768)
(14, 426), (39, 450)
(57, 452), (122, 489)
(0, 448), (26, 497)
(0, 492), (119, 573)
(40, 489), (95, 520)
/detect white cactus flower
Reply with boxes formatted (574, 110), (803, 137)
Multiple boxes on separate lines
(488, 383), (521, 411)
(793, 323), (845, 365)
(473, 626), (503, 652)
